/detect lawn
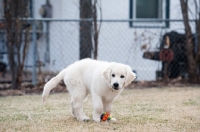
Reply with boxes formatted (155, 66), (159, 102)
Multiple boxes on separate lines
(0, 87), (200, 132)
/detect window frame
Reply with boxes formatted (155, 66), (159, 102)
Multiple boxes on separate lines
(129, 0), (170, 28)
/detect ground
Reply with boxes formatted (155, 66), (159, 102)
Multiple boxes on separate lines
(0, 87), (200, 132)
(0, 77), (192, 96)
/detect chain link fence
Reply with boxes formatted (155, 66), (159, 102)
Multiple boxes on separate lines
(0, 19), (197, 84)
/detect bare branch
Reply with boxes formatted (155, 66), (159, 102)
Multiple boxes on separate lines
(180, 0), (198, 83)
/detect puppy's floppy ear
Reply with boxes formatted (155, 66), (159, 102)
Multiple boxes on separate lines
(125, 66), (136, 87)
(102, 67), (112, 87)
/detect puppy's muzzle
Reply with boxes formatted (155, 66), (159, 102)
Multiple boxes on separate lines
(112, 83), (119, 90)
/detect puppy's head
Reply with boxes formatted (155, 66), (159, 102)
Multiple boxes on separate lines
(103, 63), (136, 90)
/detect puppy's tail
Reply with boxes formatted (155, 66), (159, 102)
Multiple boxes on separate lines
(42, 69), (66, 102)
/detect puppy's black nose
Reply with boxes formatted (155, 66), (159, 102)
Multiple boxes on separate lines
(113, 83), (119, 88)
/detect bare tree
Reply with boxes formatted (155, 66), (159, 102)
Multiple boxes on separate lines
(79, 0), (102, 60)
(194, 0), (200, 82)
(79, 0), (92, 59)
(92, 0), (102, 60)
(4, 0), (30, 89)
(180, 0), (200, 83)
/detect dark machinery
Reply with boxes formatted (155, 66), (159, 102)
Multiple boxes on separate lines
(143, 31), (195, 79)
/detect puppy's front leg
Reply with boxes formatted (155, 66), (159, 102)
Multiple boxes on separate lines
(103, 101), (116, 122)
(103, 101), (112, 114)
(92, 94), (103, 122)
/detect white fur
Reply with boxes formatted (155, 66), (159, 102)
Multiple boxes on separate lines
(42, 58), (136, 122)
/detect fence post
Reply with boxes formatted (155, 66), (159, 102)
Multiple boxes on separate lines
(32, 20), (37, 85)
(45, 21), (50, 63)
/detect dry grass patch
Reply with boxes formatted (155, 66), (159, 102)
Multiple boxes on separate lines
(0, 87), (200, 132)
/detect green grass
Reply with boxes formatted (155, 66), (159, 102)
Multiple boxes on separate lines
(0, 87), (200, 132)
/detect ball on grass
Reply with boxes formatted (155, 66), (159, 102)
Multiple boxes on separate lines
(100, 112), (112, 121)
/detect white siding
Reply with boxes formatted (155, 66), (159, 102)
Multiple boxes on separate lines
(0, 0), (197, 80)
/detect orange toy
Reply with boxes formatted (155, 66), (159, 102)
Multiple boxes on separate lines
(100, 112), (112, 121)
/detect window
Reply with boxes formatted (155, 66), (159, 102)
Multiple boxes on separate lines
(129, 0), (170, 28)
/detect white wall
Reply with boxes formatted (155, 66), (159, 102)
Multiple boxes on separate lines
(0, 0), (197, 80)
(32, 0), (197, 80)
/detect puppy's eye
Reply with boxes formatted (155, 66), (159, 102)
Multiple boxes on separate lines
(112, 74), (115, 77)
(120, 75), (125, 78)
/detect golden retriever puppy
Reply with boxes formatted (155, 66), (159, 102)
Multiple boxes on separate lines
(42, 58), (136, 122)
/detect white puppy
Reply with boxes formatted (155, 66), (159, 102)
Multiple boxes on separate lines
(42, 58), (136, 122)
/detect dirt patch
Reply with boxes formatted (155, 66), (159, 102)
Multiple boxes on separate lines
(0, 81), (67, 96)
(129, 77), (191, 89)
(0, 77), (197, 96)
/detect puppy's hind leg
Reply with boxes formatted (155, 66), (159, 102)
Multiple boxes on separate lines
(71, 89), (90, 121)
(70, 100), (76, 118)
(71, 95), (89, 118)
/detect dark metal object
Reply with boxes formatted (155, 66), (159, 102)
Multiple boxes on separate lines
(0, 62), (6, 77)
(143, 31), (194, 79)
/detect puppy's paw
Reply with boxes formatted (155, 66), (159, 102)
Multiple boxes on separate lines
(82, 117), (90, 122)
(77, 116), (90, 122)
(109, 117), (116, 122)
(83, 118), (90, 122)
(93, 117), (101, 122)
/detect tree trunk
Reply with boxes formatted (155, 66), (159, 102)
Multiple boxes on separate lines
(79, 0), (92, 59)
(4, 0), (29, 89)
(180, 0), (198, 83)
(195, 19), (200, 83)
(93, 0), (98, 60)
(4, 0), (17, 89)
